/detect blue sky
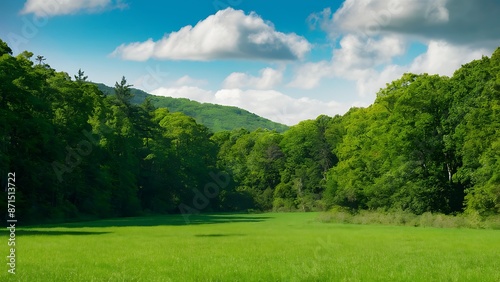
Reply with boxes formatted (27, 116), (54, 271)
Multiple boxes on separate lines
(1, 0), (499, 125)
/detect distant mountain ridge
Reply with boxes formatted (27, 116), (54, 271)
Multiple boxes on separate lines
(95, 83), (289, 133)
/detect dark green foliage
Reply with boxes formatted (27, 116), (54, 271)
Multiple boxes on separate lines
(74, 69), (88, 82)
(0, 40), (12, 55)
(0, 38), (499, 223)
(0, 39), (220, 222)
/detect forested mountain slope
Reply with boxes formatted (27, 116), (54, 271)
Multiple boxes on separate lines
(95, 83), (289, 133)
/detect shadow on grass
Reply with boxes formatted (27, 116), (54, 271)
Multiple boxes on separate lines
(194, 233), (246, 237)
(23, 214), (273, 229)
(0, 229), (111, 236)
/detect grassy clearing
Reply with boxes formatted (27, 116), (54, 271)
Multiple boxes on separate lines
(2, 212), (500, 281)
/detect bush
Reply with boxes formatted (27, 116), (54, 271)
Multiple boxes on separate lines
(486, 215), (500, 229)
(318, 208), (499, 229)
(272, 198), (297, 212)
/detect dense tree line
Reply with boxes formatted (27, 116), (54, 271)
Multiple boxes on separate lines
(1, 39), (499, 223)
(213, 47), (500, 216)
(0, 40), (227, 222)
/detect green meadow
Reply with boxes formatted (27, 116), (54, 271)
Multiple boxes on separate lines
(3, 212), (500, 281)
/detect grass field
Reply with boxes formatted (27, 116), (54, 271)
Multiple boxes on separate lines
(2, 212), (500, 281)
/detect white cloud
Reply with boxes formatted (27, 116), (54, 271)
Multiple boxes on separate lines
(150, 86), (348, 126)
(289, 36), (493, 102)
(287, 61), (331, 89)
(151, 86), (213, 103)
(148, 1), (498, 125)
(21, 0), (127, 17)
(408, 41), (492, 76)
(292, 0), (497, 99)
(114, 39), (155, 61)
(331, 35), (406, 79)
(355, 64), (405, 98)
(174, 75), (208, 87)
(111, 8), (311, 61)
(223, 67), (283, 89)
(289, 34), (405, 89)
(353, 41), (492, 98)
(312, 0), (500, 47)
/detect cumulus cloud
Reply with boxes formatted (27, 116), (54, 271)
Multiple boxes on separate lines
(312, 0), (500, 47)
(352, 42), (485, 96)
(149, 1), (498, 123)
(223, 67), (283, 89)
(331, 35), (406, 78)
(291, 37), (492, 99)
(111, 8), (311, 61)
(289, 35), (405, 89)
(150, 87), (347, 125)
(21, 0), (127, 17)
(287, 61), (331, 89)
(174, 75), (208, 87)
(291, 0), (498, 99)
(348, 41), (493, 98)
(354, 64), (405, 98)
(408, 41), (492, 76)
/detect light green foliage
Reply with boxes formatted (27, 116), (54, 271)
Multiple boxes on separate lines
(214, 129), (284, 210)
(95, 83), (289, 133)
(277, 117), (333, 211)
(319, 209), (500, 229)
(154, 111), (218, 204)
(322, 61), (499, 215)
(449, 51), (500, 215)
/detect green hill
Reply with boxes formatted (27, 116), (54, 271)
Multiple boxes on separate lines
(95, 83), (288, 132)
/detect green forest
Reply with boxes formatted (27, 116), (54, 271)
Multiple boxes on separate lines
(1, 39), (499, 223)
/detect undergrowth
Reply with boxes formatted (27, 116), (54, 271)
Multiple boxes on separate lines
(318, 208), (500, 229)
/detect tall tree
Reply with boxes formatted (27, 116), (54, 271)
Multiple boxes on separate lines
(0, 40), (12, 55)
(35, 55), (46, 65)
(74, 68), (88, 82)
(114, 76), (133, 106)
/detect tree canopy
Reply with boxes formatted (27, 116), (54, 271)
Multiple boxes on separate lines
(1, 39), (499, 223)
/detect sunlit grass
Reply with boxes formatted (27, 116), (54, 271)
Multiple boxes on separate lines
(2, 212), (499, 281)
